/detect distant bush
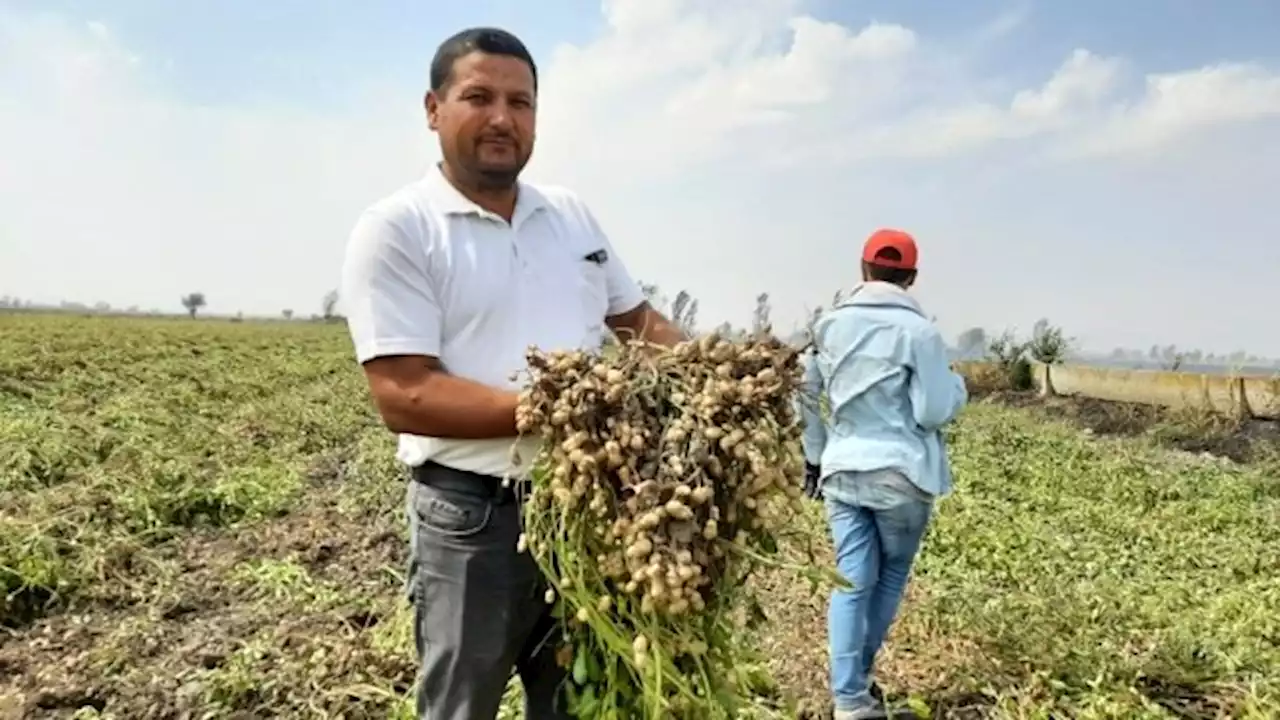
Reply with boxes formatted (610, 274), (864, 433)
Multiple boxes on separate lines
(982, 331), (1034, 392)
(962, 360), (1025, 395)
(969, 319), (1070, 393)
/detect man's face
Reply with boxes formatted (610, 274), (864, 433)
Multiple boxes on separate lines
(426, 51), (536, 190)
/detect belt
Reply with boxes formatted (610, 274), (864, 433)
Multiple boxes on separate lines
(411, 461), (527, 505)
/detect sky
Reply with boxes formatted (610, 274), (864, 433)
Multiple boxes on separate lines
(2, 0), (1279, 356)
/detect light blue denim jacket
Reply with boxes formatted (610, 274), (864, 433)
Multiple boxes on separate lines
(799, 281), (968, 498)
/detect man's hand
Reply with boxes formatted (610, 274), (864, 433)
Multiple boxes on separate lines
(606, 301), (685, 348)
(803, 462), (823, 500)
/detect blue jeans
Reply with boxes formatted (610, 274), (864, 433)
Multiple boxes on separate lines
(824, 470), (934, 712)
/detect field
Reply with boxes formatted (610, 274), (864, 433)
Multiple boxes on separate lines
(2, 313), (1278, 719)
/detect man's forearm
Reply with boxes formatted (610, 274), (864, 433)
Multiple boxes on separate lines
(607, 303), (686, 348)
(376, 371), (519, 439)
(639, 313), (686, 347)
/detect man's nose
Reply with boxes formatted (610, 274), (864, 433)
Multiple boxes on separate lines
(486, 101), (515, 129)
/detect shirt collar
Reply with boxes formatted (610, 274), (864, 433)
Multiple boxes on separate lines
(422, 162), (547, 226)
(838, 281), (927, 318)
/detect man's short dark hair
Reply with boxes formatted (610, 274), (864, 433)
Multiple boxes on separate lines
(429, 27), (538, 95)
(862, 247), (917, 285)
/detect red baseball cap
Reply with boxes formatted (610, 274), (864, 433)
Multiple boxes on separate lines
(862, 228), (918, 270)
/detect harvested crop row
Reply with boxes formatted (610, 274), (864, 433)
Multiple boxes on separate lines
(514, 332), (824, 719)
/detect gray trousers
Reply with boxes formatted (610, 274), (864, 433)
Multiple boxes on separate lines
(405, 464), (570, 720)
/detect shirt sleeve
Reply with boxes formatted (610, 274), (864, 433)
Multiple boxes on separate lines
(798, 349), (828, 466)
(579, 202), (647, 317)
(907, 323), (969, 431)
(339, 208), (443, 364)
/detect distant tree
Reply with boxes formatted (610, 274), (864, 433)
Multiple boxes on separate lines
(751, 292), (771, 335)
(986, 331), (1026, 366)
(321, 290), (340, 321)
(1026, 318), (1071, 364)
(955, 327), (987, 358)
(181, 292), (207, 318)
(682, 299), (699, 335)
(669, 289), (698, 336)
(282, 309), (294, 320)
(1155, 344), (1182, 371)
(668, 289), (688, 316)
(800, 305), (826, 348)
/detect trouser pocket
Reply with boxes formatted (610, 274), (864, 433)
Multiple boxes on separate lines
(407, 480), (553, 719)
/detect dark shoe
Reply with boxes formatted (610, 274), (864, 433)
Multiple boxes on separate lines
(833, 685), (886, 720)
(834, 704), (919, 720)
(833, 706), (888, 720)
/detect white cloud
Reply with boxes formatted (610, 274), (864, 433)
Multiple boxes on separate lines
(1070, 62), (1280, 157)
(2, 2), (1279, 354)
(1010, 49), (1123, 123)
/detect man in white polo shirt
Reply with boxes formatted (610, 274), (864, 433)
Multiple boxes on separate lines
(339, 26), (684, 720)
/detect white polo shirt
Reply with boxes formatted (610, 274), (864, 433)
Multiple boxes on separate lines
(340, 164), (646, 479)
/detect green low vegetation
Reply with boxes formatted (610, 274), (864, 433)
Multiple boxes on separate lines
(1, 313), (1276, 718)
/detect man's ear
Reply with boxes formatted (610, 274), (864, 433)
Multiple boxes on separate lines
(425, 90), (441, 131)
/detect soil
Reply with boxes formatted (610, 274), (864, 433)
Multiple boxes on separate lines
(978, 390), (1280, 464)
(0, 485), (416, 719)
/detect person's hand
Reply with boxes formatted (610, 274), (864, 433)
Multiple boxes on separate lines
(803, 462), (823, 500)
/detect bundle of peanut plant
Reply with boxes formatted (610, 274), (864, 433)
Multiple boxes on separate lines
(513, 332), (836, 719)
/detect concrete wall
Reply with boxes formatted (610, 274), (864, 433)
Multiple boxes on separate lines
(958, 361), (1280, 421)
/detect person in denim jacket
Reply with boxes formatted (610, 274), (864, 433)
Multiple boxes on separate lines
(799, 229), (968, 719)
